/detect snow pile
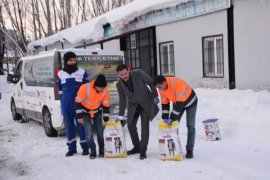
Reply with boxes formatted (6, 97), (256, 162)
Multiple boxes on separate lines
(0, 75), (11, 94)
(1, 75), (270, 180)
(27, 0), (189, 50)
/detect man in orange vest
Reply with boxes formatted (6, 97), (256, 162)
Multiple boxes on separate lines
(75, 74), (110, 159)
(153, 75), (198, 159)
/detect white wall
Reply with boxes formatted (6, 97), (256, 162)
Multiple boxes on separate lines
(233, 0), (270, 90)
(85, 43), (101, 49)
(103, 39), (120, 51)
(156, 10), (229, 89)
(34, 40), (84, 53)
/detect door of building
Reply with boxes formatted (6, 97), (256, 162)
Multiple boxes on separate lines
(120, 27), (156, 77)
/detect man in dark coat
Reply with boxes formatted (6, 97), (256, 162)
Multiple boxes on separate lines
(116, 64), (159, 160)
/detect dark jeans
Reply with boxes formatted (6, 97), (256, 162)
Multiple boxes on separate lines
(83, 114), (104, 153)
(178, 103), (197, 151)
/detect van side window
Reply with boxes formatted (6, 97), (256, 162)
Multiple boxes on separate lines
(15, 61), (23, 81)
(23, 58), (54, 87)
(35, 58), (54, 87)
(24, 61), (36, 86)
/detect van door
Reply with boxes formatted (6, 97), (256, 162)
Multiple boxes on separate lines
(13, 61), (24, 114)
(23, 60), (39, 119)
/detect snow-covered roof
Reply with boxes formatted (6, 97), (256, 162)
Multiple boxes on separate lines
(27, 0), (189, 50)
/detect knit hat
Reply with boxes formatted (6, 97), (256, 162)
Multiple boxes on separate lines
(64, 52), (76, 63)
(94, 74), (107, 87)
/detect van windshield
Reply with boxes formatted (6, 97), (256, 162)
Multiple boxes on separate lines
(76, 55), (124, 82)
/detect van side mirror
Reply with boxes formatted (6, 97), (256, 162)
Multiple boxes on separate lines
(7, 74), (14, 83)
(7, 74), (19, 84)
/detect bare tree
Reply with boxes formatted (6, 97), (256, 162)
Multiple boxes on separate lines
(88, 0), (132, 18)
(30, 0), (37, 39)
(1, 0), (134, 56)
(0, 2), (5, 75)
(39, 0), (53, 36)
(52, 0), (58, 32)
(2, 0), (28, 52)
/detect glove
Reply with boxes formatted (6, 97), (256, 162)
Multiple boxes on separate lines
(103, 116), (109, 122)
(153, 97), (160, 105)
(115, 116), (124, 122)
(163, 118), (172, 125)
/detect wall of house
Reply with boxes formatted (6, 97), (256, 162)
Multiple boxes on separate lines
(156, 9), (229, 89)
(103, 39), (120, 51)
(85, 43), (101, 49)
(233, 0), (270, 90)
(33, 40), (84, 54)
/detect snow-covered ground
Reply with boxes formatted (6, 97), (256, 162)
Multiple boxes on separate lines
(1, 75), (270, 180)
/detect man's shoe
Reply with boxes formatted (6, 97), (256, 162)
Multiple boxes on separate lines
(89, 151), (96, 159)
(140, 152), (147, 160)
(99, 151), (104, 158)
(127, 147), (141, 155)
(121, 120), (127, 127)
(82, 149), (89, 156)
(65, 150), (77, 157)
(186, 150), (193, 159)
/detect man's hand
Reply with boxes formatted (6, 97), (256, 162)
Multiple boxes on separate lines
(153, 97), (160, 105)
(78, 118), (84, 124)
(115, 116), (124, 122)
(163, 118), (172, 125)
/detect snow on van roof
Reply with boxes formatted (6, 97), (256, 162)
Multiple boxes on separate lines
(27, 0), (189, 51)
(21, 48), (124, 60)
(56, 48), (124, 56)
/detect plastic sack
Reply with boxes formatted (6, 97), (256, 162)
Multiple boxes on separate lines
(202, 119), (221, 141)
(104, 121), (127, 158)
(158, 120), (183, 161)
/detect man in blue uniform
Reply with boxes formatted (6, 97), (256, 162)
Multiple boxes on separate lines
(57, 52), (89, 157)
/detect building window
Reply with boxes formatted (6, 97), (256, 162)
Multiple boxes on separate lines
(159, 41), (175, 76)
(121, 27), (156, 77)
(202, 35), (224, 77)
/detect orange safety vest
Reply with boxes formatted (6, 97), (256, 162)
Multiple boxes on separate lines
(159, 77), (192, 104)
(75, 80), (110, 118)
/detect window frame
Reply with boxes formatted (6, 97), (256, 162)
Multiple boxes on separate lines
(15, 60), (23, 83)
(202, 34), (224, 78)
(159, 41), (175, 76)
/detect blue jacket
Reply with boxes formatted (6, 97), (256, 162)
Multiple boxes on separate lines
(57, 68), (89, 109)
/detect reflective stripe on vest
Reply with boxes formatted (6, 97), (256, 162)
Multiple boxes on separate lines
(75, 96), (84, 102)
(185, 95), (197, 108)
(82, 84), (108, 118)
(82, 85), (108, 107)
(171, 77), (191, 100)
(82, 108), (100, 118)
(162, 110), (170, 114)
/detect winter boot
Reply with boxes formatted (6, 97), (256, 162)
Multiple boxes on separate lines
(140, 151), (147, 160)
(65, 150), (77, 157)
(99, 151), (104, 158)
(89, 151), (96, 159)
(82, 149), (89, 156)
(127, 147), (141, 155)
(186, 150), (193, 159)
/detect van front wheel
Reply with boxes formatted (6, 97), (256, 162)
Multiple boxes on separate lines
(11, 99), (21, 120)
(42, 108), (58, 137)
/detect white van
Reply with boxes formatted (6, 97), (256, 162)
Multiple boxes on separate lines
(7, 48), (124, 137)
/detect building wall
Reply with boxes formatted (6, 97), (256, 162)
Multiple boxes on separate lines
(85, 43), (101, 49)
(103, 39), (120, 50)
(156, 9), (229, 89)
(233, 0), (270, 90)
(34, 41), (84, 53)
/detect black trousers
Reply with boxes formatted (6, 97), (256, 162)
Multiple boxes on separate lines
(127, 104), (150, 153)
